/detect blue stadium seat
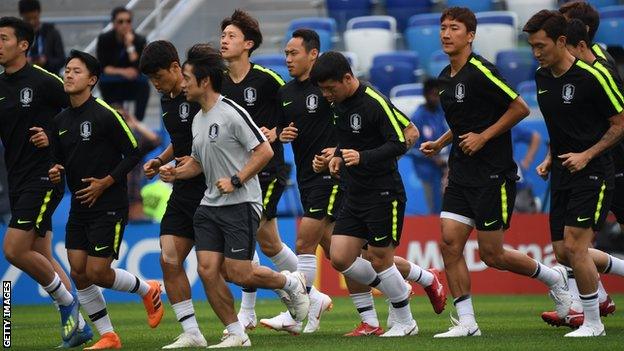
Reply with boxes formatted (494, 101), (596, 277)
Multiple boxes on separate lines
(596, 6), (624, 47)
(446, 0), (494, 12)
(285, 17), (336, 52)
(252, 54), (292, 82)
(277, 143), (303, 217)
(369, 51), (420, 95)
(517, 80), (538, 108)
(588, 0), (620, 9)
(513, 118), (549, 206)
(344, 16), (397, 72)
(326, 0), (373, 31)
(474, 11), (518, 62)
(386, 0), (434, 32)
(390, 83), (425, 118)
(398, 156), (429, 215)
(495, 48), (538, 92)
(405, 13), (441, 71)
(427, 50), (449, 77)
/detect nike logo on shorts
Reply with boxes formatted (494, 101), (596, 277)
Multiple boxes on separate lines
(374, 235), (387, 242)
(16, 219), (32, 224)
(283, 101), (293, 107)
(309, 208), (324, 213)
(95, 245), (109, 252)
(484, 220), (498, 227)
(577, 216), (590, 222)
(231, 248), (245, 253)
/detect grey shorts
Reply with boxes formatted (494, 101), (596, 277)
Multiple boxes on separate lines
(193, 203), (259, 260)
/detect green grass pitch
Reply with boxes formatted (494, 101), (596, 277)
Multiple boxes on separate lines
(10, 294), (624, 350)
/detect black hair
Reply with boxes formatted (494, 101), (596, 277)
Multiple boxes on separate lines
(66, 49), (101, 87)
(441, 7), (477, 33)
(0, 16), (34, 50)
(523, 10), (568, 42)
(139, 40), (180, 75)
(220, 9), (263, 55)
(292, 28), (320, 52)
(111, 6), (132, 22)
(183, 44), (226, 93)
(423, 79), (441, 95)
(310, 51), (353, 85)
(566, 18), (590, 47)
(559, 1), (600, 42)
(18, 0), (40, 14)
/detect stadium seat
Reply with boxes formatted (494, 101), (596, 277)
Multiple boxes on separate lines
(386, 0), (434, 32)
(326, 0), (373, 31)
(398, 156), (429, 215)
(285, 17), (336, 53)
(252, 54), (291, 82)
(473, 11), (518, 63)
(495, 48), (538, 92)
(427, 50), (449, 77)
(506, 0), (557, 30)
(390, 83), (425, 118)
(587, 0), (620, 9)
(595, 6), (624, 47)
(446, 0), (494, 12)
(369, 51), (421, 95)
(344, 16), (397, 73)
(405, 13), (441, 71)
(517, 80), (538, 109)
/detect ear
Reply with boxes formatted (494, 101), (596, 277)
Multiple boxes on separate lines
(310, 48), (319, 60)
(18, 40), (30, 54)
(201, 76), (211, 90)
(556, 35), (567, 48)
(88, 75), (98, 88)
(244, 39), (254, 51)
(467, 31), (475, 44)
(170, 61), (181, 72)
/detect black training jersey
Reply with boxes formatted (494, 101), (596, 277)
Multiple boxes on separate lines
(277, 78), (335, 189)
(222, 63), (285, 175)
(332, 82), (407, 202)
(0, 64), (69, 194)
(536, 59), (623, 189)
(160, 92), (206, 196)
(438, 53), (519, 187)
(50, 96), (141, 213)
(592, 44), (617, 69)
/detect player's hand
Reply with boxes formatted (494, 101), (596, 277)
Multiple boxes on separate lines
(329, 156), (342, 178)
(143, 158), (162, 179)
(559, 152), (590, 173)
(215, 177), (235, 194)
(536, 157), (552, 180)
(312, 148), (335, 173)
(260, 127), (277, 143)
(48, 164), (64, 184)
(341, 149), (360, 166)
(29, 127), (49, 148)
(419, 140), (442, 157)
(76, 176), (114, 207)
(279, 122), (298, 142)
(124, 31), (135, 47)
(458, 132), (487, 156)
(159, 164), (176, 183)
(175, 156), (192, 167)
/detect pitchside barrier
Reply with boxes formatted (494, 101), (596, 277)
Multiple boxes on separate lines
(2, 214), (623, 305)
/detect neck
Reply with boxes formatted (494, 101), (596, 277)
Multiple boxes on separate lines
(346, 79), (361, 98)
(449, 46), (472, 75)
(551, 51), (575, 77)
(3, 55), (28, 74)
(297, 66), (312, 82)
(581, 50), (597, 65)
(199, 90), (220, 113)
(170, 74), (184, 98)
(227, 55), (251, 82)
(70, 90), (91, 108)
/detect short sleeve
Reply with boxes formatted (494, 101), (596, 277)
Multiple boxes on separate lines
(578, 61), (624, 120)
(233, 108), (267, 151)
(469, 57), (518, 109)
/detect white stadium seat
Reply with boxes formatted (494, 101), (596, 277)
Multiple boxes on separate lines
(344, 16), (397, 73)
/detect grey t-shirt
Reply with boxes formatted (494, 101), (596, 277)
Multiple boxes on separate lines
(191, 95), (266, 215)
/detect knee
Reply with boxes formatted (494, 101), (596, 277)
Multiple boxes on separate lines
(295, 238), (314, 255)
(563, 238), (586, 260)
(439, 237), (462, 259)
(160, 253), (183, 272)
(3, 246), (20, 265)
(85, 266), (109, 285)
(478, 247), (504, 269)
(224, 266), (250, 286)
(330, 253), (351, 272)
(70, 268), (87, 284)
(553, 246), (569, 265)
(257, 236), (281, 258)
(197, 263), (219, 281)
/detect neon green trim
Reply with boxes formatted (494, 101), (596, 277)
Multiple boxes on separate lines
(576, 60), (623, 113)
(253, 64), (285, 86)
(263, 178), (278, 209)
(364, 87), (405, 142)
(593, 61), (624, 105)
(501, 181), (508, 225)
(469, 57), (518, 100)
(594, 181), (606, 224)
(592, 44), (607, 60)
(35, 190), (53, 229)
(33, 64), (63, 84)
(114, 220), (122, 253)
(391, 200), (398, 241)
(326, 185), (339, 215)
(95, 98), (138, 147)
(392, 107), (410, 127)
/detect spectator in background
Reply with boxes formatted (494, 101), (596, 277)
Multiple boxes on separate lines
(511, 125), (542, 213)
(97, 7), (150, 120)
(18, 0), (66, 74)
(410, 79), (448, 214)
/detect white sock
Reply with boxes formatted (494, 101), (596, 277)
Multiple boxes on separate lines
(604, 254), (624, 276)
(350, 292), (379, 327)
(341, 257), (379, 286)
(597, 280), (608, 304)
(226, 321), (245, 337)
(297, 254), (317, 292)
(454, 295), (476, 326)
(43, 273), (73, 306)
(269, 245), (298, 272)
(172, 299), (200, 334)
(406, 261), (434, 287)
(377, 265), (412, 323)
(566, 268), (583, 311)
(111, 268), (150, 297)
(77, 285), (113, 335)
(580, 291), (601, 327)
(531, 262), (560, 287)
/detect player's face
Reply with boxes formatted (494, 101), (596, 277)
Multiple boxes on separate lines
(440, 18), (474, 55)
(317, 75), (351, 103)
(63, 58), (96, 94)
(148, 63), (180, 94)
(0, 27), (28, 66)
(220, 25), (252, 60)
(528, 29), (563, 69)
(181, 63), (202, 102)
(285, 37), (317, 79)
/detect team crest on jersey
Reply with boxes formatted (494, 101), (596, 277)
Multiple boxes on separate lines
(455, 83), (465, 102)
(306, 94), (318, 113)
(20, 87), (33, 106)
(80, 121), (92, 140)
(208, 123), (219, 140)
(179, 102), (190, 121)
(562, 84), (575, 103)
(244, 87), (257, 105)
(350, 113), (362, 133)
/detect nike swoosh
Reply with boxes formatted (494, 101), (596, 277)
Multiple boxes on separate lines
(577, 217), (590, 222)
(467, 328), (479, 336)
(538, 89), (548, 94)
(231, 248), (245, 253)
(374, 235), (388, 242)
(283, 101), (293, 107)
(59, 130), (68, 136)
(309, 208), (324, 213)
(439, 90), (445, 95)
(0, 97), (5, 101)
(162, 112), (168, 117)
(16, 219), (31, 224)
(484, 220), (498, 227)
(94, 245), (109, 252)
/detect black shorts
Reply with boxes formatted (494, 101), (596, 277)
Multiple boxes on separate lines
(441, 178), (516, 231)
(160, 191), (202, 240)
(300, 184), (343, 221)
(260, 169), (288, 220)
(333, 197), (405, 248)
(611, 173), (624, 224)
(8, 180), (63, 237)
(550, 184), (613, 242)
(193, 203), (260, 260)
(65, 209), (128, 259)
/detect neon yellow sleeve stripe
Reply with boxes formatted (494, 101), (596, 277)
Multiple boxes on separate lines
(95, 98), (138, 148)
(364, 87), (405, 142)
(33, 64), (63, 84)
(576, 60), (624, 113)
(392, 107), (411, 127)
(593, 61), (624, 105)
(592, 44), (607, 60)
(253, 64), (285, 86)
(469, 57), (518, 100)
